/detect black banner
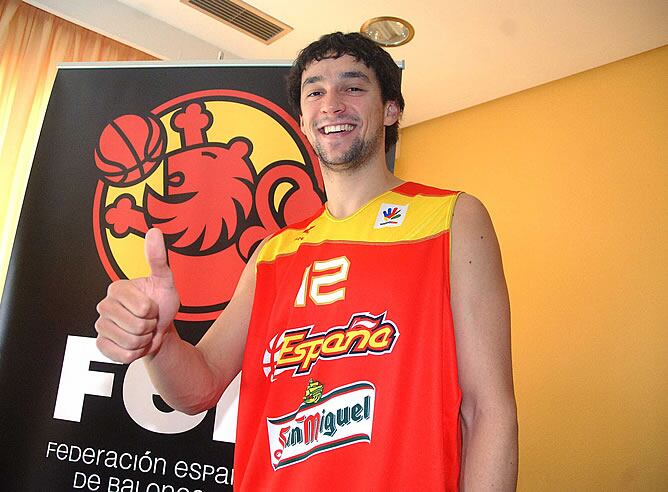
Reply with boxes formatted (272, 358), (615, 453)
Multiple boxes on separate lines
(0, 62), (325, 491)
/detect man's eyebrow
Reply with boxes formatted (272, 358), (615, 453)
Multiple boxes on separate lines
(301, 71), (371, 90)
(339, 71), (370, 82)
(302, 75), (323, 90)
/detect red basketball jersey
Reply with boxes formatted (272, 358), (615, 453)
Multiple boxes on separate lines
(234, 182), (462, 490)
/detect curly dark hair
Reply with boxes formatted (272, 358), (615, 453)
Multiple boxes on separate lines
(287, 32), (405, 153)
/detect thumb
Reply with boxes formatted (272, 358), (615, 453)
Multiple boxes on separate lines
(144, 228), (172, 280)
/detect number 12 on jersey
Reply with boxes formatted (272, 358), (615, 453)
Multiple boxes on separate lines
(294, 256), (350, 307)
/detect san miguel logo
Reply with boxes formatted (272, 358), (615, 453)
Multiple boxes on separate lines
(267, 381), (375, 470)
(263, 313), (399, 381)
(92, 89), (325, 321)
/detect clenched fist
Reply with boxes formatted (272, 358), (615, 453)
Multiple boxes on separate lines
(95, 228), (180, 363)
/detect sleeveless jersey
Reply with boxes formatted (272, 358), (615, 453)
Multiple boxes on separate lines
(234, 182), (462, 490)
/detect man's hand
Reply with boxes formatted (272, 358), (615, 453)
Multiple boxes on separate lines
(95, 228), (180, 363)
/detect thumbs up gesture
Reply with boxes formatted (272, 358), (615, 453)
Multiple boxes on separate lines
(95, 228), (180, 363)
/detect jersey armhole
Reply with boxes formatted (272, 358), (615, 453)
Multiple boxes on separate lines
(447, 191), (464, 266)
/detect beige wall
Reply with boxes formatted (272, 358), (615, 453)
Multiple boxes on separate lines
(396, 45), (668, 490)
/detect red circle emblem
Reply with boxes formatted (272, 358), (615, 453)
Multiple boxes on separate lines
(93, 89), (324, 322)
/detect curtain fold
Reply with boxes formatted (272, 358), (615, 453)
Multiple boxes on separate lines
(0, 0), (154, 299)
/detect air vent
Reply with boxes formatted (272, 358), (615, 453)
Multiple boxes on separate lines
(182, 0), (292, 44)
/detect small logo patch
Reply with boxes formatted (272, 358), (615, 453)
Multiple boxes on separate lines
(303, 379), (324, 404)
(267, 381), (375, 470)
(374, 203), (408, 228)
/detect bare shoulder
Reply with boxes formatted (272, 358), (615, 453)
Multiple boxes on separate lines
(450, 193), (504, 277)
(451, 193), (495, 239)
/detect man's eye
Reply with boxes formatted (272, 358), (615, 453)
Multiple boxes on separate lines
(347, 87), (363, 92)
(306, 91), (322, 97)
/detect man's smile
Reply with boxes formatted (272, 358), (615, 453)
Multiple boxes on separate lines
(320, 123), (356, 135)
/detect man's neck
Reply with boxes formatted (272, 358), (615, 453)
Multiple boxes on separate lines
(321, 158), (404, 219)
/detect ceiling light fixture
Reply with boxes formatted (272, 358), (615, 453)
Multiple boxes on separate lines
(360, 16), (414, 47)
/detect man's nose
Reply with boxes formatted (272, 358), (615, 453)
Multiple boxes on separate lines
(321, 92), (345, 114)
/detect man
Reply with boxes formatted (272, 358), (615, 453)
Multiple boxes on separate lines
(96, 32), (517, 490)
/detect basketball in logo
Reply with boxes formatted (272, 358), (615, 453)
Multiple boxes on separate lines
(93, 89), (325, 321)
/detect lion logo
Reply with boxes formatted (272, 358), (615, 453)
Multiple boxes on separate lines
(93, 89), (325, 321)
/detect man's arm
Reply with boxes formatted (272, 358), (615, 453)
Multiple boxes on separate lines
(143, 244), (258, 414)
(95, 228), (258, 415)
(450, 194), (518, 490)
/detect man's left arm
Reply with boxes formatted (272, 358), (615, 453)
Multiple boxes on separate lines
(450, 193), (518, 491)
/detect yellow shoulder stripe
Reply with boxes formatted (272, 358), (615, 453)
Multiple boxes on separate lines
(258, 190), (460, 264)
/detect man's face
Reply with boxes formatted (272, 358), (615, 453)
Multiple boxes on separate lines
(299, 55), (398, 172)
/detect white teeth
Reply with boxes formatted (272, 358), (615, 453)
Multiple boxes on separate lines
(323, 124), (354, 134)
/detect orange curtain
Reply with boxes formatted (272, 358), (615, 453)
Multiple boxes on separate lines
(0, 0), (155, 299)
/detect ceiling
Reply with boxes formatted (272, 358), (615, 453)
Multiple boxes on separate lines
(33, 0), (668, 127)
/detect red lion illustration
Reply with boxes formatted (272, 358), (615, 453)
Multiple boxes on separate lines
(96, 101), (323, 318)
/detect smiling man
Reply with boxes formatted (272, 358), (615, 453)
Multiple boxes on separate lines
(95, 32), (517, 491)
(298, 59), (390, 171)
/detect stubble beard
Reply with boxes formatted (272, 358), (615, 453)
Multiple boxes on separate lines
(314, 126), (383, 173)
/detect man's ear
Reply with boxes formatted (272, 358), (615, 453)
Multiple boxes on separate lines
(299, 114), (305, 132)
(383, 101), (400, 126)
